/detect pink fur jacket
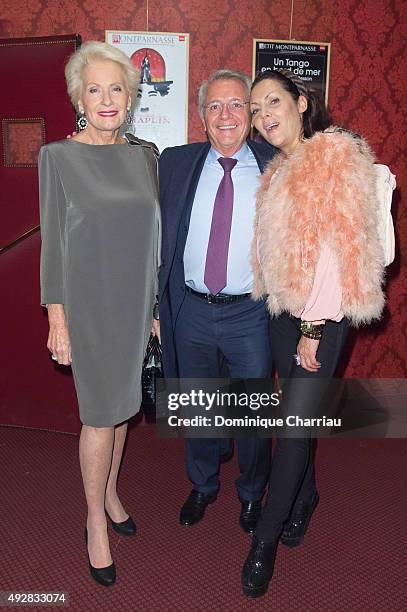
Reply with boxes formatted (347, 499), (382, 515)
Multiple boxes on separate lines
(251, 127), (385, 326)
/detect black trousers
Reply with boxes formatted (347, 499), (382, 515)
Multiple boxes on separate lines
(256, 312), (349, 542)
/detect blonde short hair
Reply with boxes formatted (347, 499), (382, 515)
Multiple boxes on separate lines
(65, 41), (139, 110)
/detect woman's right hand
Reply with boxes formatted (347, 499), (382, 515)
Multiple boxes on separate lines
(47, 304), (72, 365)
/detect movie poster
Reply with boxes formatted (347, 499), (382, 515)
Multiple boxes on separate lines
(253, 39), (331, 103)
(106, 31), (189, 151)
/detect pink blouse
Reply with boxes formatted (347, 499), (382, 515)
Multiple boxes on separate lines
(293, 242), (344, 322)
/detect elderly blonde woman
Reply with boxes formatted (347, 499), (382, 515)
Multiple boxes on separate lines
(38, 41), (160, 586)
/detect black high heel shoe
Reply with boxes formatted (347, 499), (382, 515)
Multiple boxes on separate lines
(84, 528), (116, 587)
(107, 514), (137, 537)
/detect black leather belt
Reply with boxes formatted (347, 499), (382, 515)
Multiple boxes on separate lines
(185, 285), (251, 304)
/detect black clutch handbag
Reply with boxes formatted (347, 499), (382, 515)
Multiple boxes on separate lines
(142, 334), (163, 406)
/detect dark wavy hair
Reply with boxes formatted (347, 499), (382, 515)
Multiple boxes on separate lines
(251, 69), (331, 138)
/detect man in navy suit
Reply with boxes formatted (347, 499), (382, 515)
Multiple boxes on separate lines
(159, 70), (276, 532)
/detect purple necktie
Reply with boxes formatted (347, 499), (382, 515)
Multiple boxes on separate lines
(204, 156), (238, 295)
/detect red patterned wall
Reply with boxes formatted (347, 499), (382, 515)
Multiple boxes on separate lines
(1, 0), (406, 377)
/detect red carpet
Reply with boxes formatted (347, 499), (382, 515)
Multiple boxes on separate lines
(0, 424), (406, 611)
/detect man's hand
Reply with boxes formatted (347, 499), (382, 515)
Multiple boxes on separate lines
(152, 319), (160, 343)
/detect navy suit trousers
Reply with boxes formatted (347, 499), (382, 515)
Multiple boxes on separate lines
(174, 291), (272, 500)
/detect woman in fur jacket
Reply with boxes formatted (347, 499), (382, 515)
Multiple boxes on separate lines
(241, 68), (385, 598)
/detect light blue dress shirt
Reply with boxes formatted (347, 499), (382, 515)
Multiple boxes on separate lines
(184, 144), (261, 295)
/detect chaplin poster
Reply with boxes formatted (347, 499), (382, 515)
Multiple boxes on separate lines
(253, 39), (331, 103)
(106, 31), (189, 151)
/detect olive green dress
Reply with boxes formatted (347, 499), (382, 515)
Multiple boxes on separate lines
(39, 139), (160, 426)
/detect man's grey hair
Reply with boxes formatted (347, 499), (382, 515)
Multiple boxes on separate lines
(198, 69), (252, 118)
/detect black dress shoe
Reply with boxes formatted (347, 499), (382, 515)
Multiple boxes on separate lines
(239, 498), (262, 534)
(281, 491), (319, 548)
(242, 536), (278, 598)
(108, 514), (137, 537)
(84, 528), (116, 587)
(179, 490), (217, 526)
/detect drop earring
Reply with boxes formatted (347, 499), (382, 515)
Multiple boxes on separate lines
(77, 110), (88, 131)
(126, 107), (133, 125)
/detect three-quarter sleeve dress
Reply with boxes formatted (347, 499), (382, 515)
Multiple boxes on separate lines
(39, 139), (161, 426)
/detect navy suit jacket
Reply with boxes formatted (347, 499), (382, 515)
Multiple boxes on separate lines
(158, 139), (277, 377)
